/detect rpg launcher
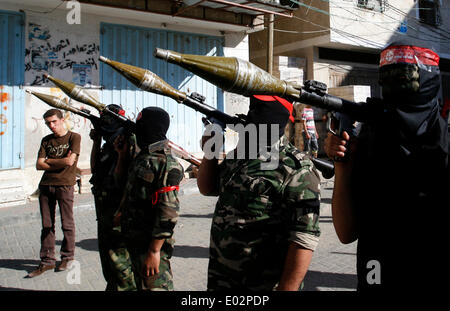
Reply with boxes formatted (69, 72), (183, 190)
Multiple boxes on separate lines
(152, 48), (378, 123)
(26, 89), (101, 128)
(27, 87), (200, 167)
(152, 48), (388, 166)
(99, 56), (246, 129)
(44, 74), (136, 150)
(27, 89), (129, 149)
(99, 55), (334, 178)
(44, 74), (135, 131)
(152, 48), (387, 136)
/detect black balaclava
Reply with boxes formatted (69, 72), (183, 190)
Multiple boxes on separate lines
(135, 106), (170, 150)
(100, 104), (126, 141)
(378, 40), (448, 158)
(238, 95), (293, 157)
(247, 95), (293, 138)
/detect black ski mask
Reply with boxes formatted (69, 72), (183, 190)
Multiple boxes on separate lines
(247, 95), (293, 139)
(378, 40), (448, 159)
(237, 95), (293, 158)
(100, 104), (126, 142)
(135, 106), (170, 150)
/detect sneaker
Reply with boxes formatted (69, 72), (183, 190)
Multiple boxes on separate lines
(56, 259), (72, 272)
(26, 263), (55, 278)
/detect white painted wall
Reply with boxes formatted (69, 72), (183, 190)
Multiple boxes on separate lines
(329, 0), (450, 54)
(24, 10), (100, 87)
(223, 34), (250, 153)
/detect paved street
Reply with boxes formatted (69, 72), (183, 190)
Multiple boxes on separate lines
(0, 178), (357, 291)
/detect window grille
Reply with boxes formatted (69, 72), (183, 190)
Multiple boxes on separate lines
(418, 0), (441, 27)
(357, 0), (386, 12)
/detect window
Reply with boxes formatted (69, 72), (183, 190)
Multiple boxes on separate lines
(357, 0), (386, 12)
(418, 0), (441, 27)
(279, 0), (299, 8)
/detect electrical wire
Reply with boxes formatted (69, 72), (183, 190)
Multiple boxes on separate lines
(330, 0), (450, 37)
(303, 0), (450, 41)
(379, 3), (450, 41)
(330, 0), (450, 42)
(386, 1), (450, 38)
(273, 28), (330, 34)
(290, 13), (385, 48)
(350, 2), (450, 43)
(21, 0), (67, 14)
(293, 0), (450, 43)
(252, 4), (450, 53)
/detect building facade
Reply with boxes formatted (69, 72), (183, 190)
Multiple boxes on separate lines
(0, 0), (297, 207)
(250, 0), (450, 153)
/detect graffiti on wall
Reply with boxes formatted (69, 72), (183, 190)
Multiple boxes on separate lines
(63, 109), (92, 132)
(25, 23), (98, 86)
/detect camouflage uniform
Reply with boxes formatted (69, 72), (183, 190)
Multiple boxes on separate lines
(207, 135), (321, 291)
(90, 141), (136, 291)
(120, 140), (184, 291)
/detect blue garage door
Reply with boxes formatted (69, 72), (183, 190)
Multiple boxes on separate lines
(100, 23), (224, 153)
(0, 10), (24, 169)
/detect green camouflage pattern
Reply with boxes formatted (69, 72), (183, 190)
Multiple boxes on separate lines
(91, 142), (137, 291)
(120, 140), (184, 291)
(207, 135), (321, 291)
(109, 247), (137, 291)
(127, 245), (174, 291)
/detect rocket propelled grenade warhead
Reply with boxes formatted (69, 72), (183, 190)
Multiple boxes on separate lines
(27, 89), (96, 124)
(99, 56), (186, 103)
(26, 90), (78, 114)
(100, 56), (245, 127)
(153, 48), (301, 101)
(44, 74), (106, 112)
(154, 48), (370, 120)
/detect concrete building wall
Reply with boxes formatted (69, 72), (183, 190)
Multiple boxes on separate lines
(248, 0), (450, 154)
(250, 0), (450, 75)
(249, 0), (330, 68)
(329, 0), (450, 54)
(223, 34), (249, 153)
(0, 1), (249, 205)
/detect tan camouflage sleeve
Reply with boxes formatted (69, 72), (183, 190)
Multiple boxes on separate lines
(283, 163), (321, 251)
(149, 156), (184, 239)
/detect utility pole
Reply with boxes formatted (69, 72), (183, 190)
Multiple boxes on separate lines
(267, 13), (274, 74)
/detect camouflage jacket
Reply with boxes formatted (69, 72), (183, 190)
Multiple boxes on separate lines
(120, 140), (184, 248)
(90, 133), (136, 198)
(90, 143), (119, 195)
(208, 136), (321, 288)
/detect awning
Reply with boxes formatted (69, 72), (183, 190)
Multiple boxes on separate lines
(178, 0), (297, 18)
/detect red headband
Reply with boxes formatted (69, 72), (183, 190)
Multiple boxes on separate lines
(253, 95), (295, 123)
(380, 45), (439, 67)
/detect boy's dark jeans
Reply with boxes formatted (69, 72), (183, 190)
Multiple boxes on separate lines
(38, 185), (75, 265)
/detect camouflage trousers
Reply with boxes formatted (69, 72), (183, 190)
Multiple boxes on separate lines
(207, 233), (304, 291)
(127, 246), (174, 291)
(207, 258), (280, 291)
(207, 260), (304, 291)
(95, 196), (136, 291)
